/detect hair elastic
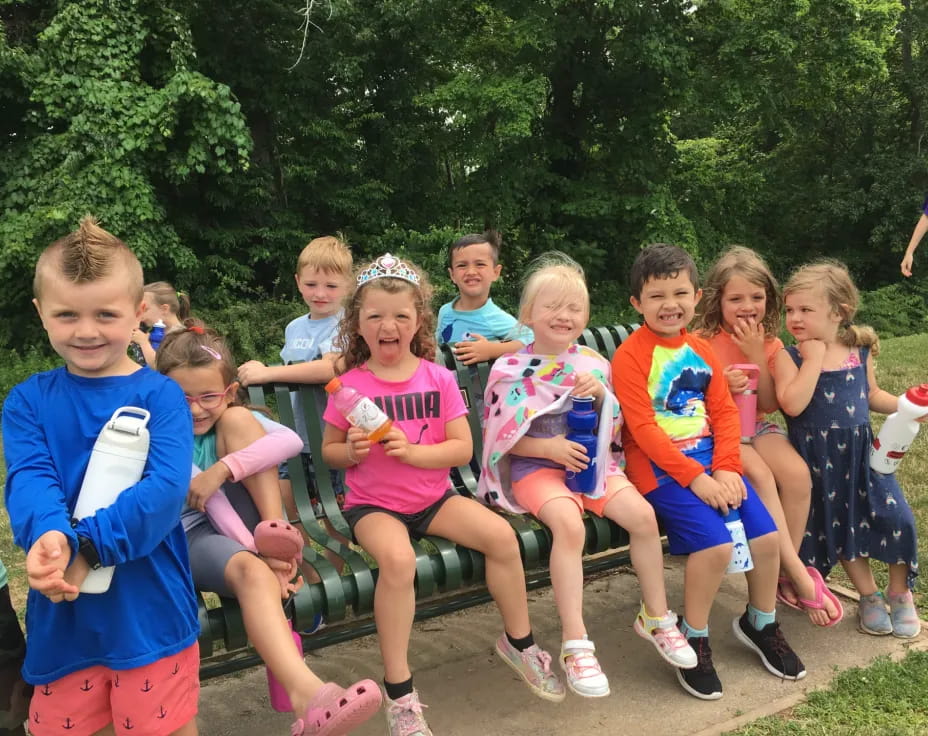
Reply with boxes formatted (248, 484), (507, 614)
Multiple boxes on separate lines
(187, 325), (204, 334)
(200, 345), (222, 360)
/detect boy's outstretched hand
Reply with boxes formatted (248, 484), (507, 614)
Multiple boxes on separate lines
(26, 531), (80, 603)
(453, 334), (492, 365)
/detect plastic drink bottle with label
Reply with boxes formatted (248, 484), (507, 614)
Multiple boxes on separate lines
(148, 320), (166, 351)
(564, 396), (599, 494)
(870, 384), (928, 474)
(267, 623), (304, 712)
(325, 377), (393, 442)
(722, 508), (754, 573)
(72, 407), (151, 593)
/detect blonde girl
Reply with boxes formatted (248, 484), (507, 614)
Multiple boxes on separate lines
(321, 254), (563, 736)
(479, 253), (697, 699)
(696, 247), (842, 626)
(131, 281), (191, 364)
(775, 260), (920, 638)
(158, 324), (382, 735)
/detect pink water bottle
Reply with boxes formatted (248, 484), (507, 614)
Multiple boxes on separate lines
(267, 623), (303, 712)
(730, 363), (759, 443)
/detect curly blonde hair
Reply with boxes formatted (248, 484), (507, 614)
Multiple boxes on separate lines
(695, 246), (782, 337)
(783, 259), (879, 356)
(335, 256), (436, 370)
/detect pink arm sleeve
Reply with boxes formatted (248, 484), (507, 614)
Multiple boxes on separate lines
(220, 421), (303, 482)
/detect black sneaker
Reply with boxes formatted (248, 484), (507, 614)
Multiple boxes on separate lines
(675, 636), (723, 700)
(733, 611), (807, 680)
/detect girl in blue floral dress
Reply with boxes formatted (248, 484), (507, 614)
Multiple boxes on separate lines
(774, 260), (922, 638)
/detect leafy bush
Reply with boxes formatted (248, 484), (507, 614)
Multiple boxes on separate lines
(857, 282), (928, 338)
(0, 347), (61, 405)
(197, 299), (306, 365)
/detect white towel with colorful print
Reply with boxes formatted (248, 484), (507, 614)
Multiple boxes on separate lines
(478, 344), (626, 513)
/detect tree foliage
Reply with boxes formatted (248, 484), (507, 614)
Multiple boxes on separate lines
(2, 0), (928, 352)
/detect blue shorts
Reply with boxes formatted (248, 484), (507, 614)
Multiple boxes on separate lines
(645, 476), (776, 555)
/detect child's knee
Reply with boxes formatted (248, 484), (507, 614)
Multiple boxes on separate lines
(693, 543), (732, 573)
(546, 510), (586, 550)
(479, 516), (522, 561)
(375, 545), (417, 586)
(623, 502), (659, 537)
(748, 531), (779, 561)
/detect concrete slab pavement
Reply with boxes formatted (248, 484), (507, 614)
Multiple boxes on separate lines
(198, 557), (923, 735)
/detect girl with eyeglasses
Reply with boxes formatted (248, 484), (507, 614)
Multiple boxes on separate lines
(158, 322), (382, 735)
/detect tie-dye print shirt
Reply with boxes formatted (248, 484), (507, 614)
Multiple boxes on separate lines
(611, 326), (742, 494)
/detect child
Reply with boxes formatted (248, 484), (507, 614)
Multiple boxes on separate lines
(3, 216), (200, 735)
(322, 253), (564, 735)
(479, 253), (697, 699)
(0, 557), (31, 735)
(611, 243), (806, 701)
(901, 195), (928, 277)
(238, 236), (350, 548)
(130, 280), (191, 365)
(435, 231), (532, 364)
(158, 324), (382, 735)
(774, 260), (921, 638)
(696, 246), (842, 627)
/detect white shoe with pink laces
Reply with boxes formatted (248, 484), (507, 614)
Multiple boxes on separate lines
(560, 637), (610, 697)
(633, 602), (697, 669)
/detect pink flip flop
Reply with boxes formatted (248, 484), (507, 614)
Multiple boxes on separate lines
(797, 566), (844, 627)
(776, 576), (803, 612)
(254, 519), (303, 562)
(291, 679), (383, 736)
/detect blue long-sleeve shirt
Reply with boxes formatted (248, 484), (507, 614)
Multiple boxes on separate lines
(3, 367), (198, 683)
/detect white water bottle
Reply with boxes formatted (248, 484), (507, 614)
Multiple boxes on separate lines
(870, 384), (928, 474)
(722, 508), (754, 574)
(72, 407), (151, 593)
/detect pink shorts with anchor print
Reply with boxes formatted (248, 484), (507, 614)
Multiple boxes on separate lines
(28, 642), (199, 736)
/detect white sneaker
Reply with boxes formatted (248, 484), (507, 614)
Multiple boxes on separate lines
(560, 637), (610, 697)
(633, 603), (698, 669)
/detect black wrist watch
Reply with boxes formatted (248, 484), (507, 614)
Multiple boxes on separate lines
(76, 535), (102, 571)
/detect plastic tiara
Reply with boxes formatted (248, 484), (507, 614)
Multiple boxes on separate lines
(356, 253), (420, 287)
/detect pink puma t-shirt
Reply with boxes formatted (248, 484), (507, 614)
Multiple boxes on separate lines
(323, 359), (468, 514)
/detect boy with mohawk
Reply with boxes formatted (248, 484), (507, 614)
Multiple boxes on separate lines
(3, 217), (200, 735)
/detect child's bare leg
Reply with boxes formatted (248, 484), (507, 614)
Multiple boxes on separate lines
(841, 557), (878, 595)
(215, 408), (285, 521)
(530, 497), (587, 640)
(225, 551), (324, 718)
(169, 721), (199, 735)
(428, 496), (531, 639)
(888, 563), (910, 595)
(354, 514), (416, 684)
(601, 484), (667, 616)
(753, 434), (811, 552)
(742, 445), (834, 624)
(743, 532), (779, 613)
(683, 545), (730, 629)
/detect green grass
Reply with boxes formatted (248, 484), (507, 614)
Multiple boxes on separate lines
(728, 649), (928, 735)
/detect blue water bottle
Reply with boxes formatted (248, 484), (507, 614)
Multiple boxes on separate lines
(149, 320), (166, 351)
(565, 396), (598, 493)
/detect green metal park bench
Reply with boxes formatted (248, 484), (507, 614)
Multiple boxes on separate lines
(197, 323), (638, 679)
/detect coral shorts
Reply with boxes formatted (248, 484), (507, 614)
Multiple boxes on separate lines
(29, 642), (199, 736)
(511, 467), (621, 518)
